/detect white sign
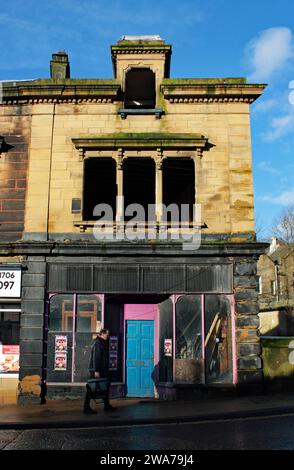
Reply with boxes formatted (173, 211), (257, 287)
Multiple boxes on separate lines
(0, 269), (21, 298)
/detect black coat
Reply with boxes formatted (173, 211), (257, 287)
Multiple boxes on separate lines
(89, 336), (109, 377)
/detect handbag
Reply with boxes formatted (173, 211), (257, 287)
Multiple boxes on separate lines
(86, 378), (108, 399)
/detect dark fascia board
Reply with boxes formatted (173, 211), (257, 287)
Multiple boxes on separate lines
(0, 241), (269, 257)
(72, 132), (212, 150)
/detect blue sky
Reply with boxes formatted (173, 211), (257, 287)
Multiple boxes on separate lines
(0, 0), (293, 240)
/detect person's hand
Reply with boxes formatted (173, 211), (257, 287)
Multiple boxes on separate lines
(94, 372), (100, 378)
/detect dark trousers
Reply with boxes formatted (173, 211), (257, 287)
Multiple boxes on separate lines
(84, 372), (110, 409)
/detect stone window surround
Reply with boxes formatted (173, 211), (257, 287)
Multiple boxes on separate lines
(72, 134), (213, 233)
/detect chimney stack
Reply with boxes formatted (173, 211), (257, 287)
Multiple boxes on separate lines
(50, 51), (70, 79)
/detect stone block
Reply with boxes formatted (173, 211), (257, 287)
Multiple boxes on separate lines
(20, 353), (43, 368)
(237, 343), (261, 357)
(21, 300), (45, 315)
(20, 327), (43, 341)
(234, 275), (258, 288)
(236, 315), (260, 328)
(22, 286), (45, 300)
(236, 301), (259, 315)
(20, 315), (44, 328)
(238, 356), (262, 370)
(25, 262), (46, 274)
(236, 328), (260, 343)
(22, 273), (46, 287)
(20, 340), (43, 354)
(234, 289), (258, 302)
(234, 262), (257, 276)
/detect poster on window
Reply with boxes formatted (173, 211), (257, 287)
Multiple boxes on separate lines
(0, 345), (20, 373)
(54, 351), (67, 370)
(55, 335), (67, 352)
(109, 336), (118, 371)
(164, 339), (172, 357)
(109, 353), (118, 371)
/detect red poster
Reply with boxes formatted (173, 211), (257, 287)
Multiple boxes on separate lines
(164, 339), (172, 357)
(54, 352), (67, 370)
(0, 344), (20, 373)
(55, 335), (67, 352)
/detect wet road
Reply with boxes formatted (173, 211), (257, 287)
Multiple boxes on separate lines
(1, 413), (294, 450)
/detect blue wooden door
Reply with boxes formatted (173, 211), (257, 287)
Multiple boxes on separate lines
(126, 320), (154, 397)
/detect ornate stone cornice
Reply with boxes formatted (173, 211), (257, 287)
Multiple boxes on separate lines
(1, 81), (121, 105)
(72, 132), (213, 152)
(161, 81), (266, 104)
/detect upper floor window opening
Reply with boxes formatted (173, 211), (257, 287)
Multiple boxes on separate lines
(124, 68), (156, 109)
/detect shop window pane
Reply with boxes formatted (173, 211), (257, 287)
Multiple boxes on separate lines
(75, 295), (102, 383)
(159, 298), (173, 382)
(205, 295), (232, 384)
(49, 295), (73, 332)
(77, 295), (101, 333)
(175, 295), (203, 384)
(104, 298), (123, 383)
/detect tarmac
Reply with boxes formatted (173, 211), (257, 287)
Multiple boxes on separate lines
(1, 392), (294, 429)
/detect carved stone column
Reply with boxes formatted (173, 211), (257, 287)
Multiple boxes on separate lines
(155, 148), (163, 228)
(115, 148), (124, 230)
(192, 148), (203, 227)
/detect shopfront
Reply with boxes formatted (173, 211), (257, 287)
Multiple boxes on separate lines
(0, 265), (21, 405)
(45, 289), (236, 399)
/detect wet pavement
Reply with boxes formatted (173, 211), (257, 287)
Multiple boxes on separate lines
(2, 392), (294, 430)
(2, 412), (294, 449)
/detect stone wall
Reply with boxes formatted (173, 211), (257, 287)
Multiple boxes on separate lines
(234, 256), (263, 391)
(18, 256), (46, 404)
(22, 100), (255, 240)
(0, 106), (31, 241)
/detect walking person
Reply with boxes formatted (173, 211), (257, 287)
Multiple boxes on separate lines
(83, 328), (116, 414)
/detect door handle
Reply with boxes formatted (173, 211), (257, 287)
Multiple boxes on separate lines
(133, 361), (144, 365)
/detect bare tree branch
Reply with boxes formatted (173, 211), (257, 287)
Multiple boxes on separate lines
(272, 205), (294, 244)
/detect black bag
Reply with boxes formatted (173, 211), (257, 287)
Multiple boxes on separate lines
(86, 378), (108, 399)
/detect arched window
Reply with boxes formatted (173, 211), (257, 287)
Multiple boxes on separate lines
(125, 68), (155, 109)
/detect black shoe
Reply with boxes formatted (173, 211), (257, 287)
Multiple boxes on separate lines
(83, 407), (97, 415)
(104, 404), (117, 412)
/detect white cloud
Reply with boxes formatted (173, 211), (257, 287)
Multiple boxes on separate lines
(262, 112), (294, 141)
(259, 188), (294, 206)
(245, 27), (293, 82)
(258, 160), (281, 176)
(253, 98), (278, 113)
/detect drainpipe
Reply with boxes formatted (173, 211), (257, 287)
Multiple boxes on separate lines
(274, 261), (279, 302)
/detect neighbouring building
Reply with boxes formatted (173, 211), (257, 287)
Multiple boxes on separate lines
(258, 238), (294, 336)
(0, 36), (267, 404)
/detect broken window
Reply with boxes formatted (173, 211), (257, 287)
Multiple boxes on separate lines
(162, 159), (195, 223)
(123, 158), (155, 221)
(175, 295), (204, 384)
(125, 68), (156, 109)
(83, 158), (117, 220)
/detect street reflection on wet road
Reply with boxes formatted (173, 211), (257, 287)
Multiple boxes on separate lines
(2, 413), (294, 450)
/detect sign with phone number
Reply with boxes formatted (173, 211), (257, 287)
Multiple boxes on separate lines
(0, 269), (21, 298)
